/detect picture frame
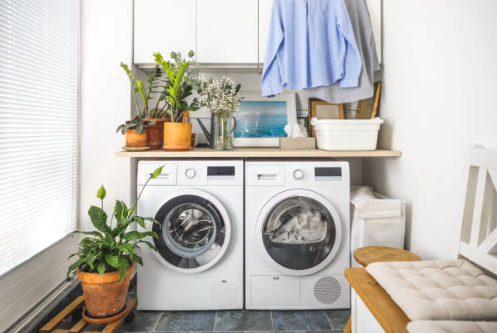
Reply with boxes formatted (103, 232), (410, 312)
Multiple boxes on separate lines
(233, 92), (297, 147)
(307, 98), (346, 137)
(357, 81), (382, 119)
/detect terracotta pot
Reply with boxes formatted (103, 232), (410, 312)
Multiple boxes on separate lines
(77, 262), (135, 319)
(163, 122), (192, 151)
(146, 118), (166, 150)
(125, 129), (148, 148)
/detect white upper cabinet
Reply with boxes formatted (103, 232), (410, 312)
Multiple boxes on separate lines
(258, 0), (382, 64)
(134, 0), (196, 65)
(134, 0), (381, 66)
(258, 0), (273, 63)
(197, 0), (258, 64)
(365, 0), (382, 63)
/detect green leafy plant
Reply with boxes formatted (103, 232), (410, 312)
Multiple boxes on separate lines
(116, 116), (155, 135)
(67, 166), (164, 282)
(153, 50), (200, 122)
(120, 63), (162, 119)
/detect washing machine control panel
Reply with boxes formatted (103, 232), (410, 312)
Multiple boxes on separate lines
(207, 166), (235, 176)
(176, 161), (243, 185)
(314, 167), (342, 181)
(185, 168), (196, 179)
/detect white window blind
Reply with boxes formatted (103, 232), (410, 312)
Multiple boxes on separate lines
(0, 0), (79, 276)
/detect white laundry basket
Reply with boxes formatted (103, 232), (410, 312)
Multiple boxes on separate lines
(350, 186), (406, 267)
(311, 118), (384, 150)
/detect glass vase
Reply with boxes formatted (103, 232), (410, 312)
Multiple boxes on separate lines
(215, 114), (234, 150)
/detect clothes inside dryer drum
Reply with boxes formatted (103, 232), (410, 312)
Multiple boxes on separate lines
(262, 196), (337, 270)
(266, 197), (328, 244)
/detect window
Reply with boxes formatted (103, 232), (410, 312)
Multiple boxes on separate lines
(0, 0), (79, 275)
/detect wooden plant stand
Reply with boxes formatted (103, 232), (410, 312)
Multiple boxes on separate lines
(39, 296), (137, 333)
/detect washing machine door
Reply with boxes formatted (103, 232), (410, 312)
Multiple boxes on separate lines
(152, 189), (231, 273)
(256, 189), (342, 276)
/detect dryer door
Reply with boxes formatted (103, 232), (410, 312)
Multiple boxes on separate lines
(256, 189), (342, 276)
(152, 189), (231, 273)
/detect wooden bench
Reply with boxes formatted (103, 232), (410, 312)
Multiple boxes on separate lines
(346, 147), (497, 333)
(343, 246), (421, 333)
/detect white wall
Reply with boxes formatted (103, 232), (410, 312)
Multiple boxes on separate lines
(80, 0), (133, 230)
(363, 0), (497, 260)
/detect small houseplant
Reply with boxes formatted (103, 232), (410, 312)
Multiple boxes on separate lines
(67, 166), (163, 323)
(153, 51), (200, 151)
(119, 63), (163, 149)
(198, 76), (242, 150)
(116, 116), (155, 148)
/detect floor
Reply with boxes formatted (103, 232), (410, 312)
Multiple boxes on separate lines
(55, 288), (350, 333)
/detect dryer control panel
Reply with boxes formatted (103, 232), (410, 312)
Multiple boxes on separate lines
(246, 161), (349, 187)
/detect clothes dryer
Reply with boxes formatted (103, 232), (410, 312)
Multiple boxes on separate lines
(245, 160), (350, 309)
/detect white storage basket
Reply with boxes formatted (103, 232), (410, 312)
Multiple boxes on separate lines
(311, 118), (384, 150)
(350, 186), (406, 267)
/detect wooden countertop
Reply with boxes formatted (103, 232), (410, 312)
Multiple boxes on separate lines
(115, 147), (402, 158)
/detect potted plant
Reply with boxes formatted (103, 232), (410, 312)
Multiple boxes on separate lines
(153, 51), (200, 151)
(67, 166), (163, 323)
(198, 76), (242, 150)
(119, 63), (163, 149)
(116, 116), (155, 148)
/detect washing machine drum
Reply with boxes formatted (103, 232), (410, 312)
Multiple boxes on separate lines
(153, 192), (230, 273)
(257, 189), (342, 276)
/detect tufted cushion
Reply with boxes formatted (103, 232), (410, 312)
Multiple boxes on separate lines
(407, 321), (497, 333)
(366, 259), (497, 321)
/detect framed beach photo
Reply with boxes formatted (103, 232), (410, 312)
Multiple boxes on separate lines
(233, 92), (297, 147)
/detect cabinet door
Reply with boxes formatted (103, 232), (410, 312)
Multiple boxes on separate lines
(365, 0), (382, 63)
(134, 0), (196, 65)
(258, 0), (273, 63)
(197, 0), (258, 64)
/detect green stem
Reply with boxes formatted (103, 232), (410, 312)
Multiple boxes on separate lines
(131, 87), (142, 118)
(129, 176), (152, 217)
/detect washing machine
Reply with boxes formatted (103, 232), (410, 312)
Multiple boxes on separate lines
(136, 160), (243, 310)
(245, 160), (350, 309)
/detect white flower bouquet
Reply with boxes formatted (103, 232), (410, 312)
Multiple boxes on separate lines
(198, 76), (242, 118)
(197, 76), (242, 150)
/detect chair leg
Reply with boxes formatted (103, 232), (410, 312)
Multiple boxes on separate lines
(343, 316), (351, 333)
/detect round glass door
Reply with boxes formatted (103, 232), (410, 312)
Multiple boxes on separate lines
(257, 190), (342, 276)
(153, 192), (230, 273)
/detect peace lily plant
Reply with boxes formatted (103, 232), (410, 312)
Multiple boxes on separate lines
(67, 166), (163, 320)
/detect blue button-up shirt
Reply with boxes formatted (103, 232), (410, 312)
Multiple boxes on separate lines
(261, 0), (362, 96)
